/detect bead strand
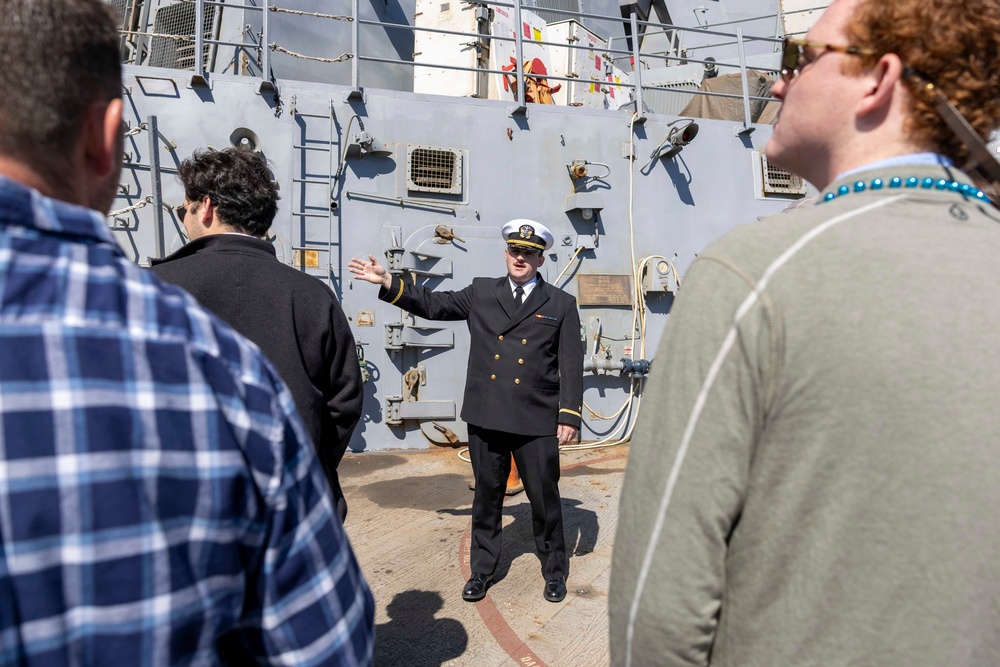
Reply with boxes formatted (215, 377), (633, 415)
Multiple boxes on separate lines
(821, 176), (990, 204)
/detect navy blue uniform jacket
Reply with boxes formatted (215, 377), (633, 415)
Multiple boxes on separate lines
(379, 273), (583, 436)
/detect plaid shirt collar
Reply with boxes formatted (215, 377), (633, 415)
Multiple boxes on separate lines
(0, 175), (118, 246)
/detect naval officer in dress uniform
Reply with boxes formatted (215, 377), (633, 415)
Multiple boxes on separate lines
(349, 220), (583, 603)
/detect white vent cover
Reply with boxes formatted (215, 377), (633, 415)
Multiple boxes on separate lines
(760, 152), (807, 196)
(406, 145), (462, 194)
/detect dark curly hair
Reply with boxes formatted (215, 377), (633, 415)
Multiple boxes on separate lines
(844, 0), (1000, 166)
(178, 149), (279, 237)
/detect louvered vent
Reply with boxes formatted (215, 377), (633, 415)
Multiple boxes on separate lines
(406, 145), (462, 195)
(532, 0), (580, 24)
(760, 152), (807, 195)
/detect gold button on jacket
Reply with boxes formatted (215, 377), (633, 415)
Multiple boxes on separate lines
(514, 378), (520, 385)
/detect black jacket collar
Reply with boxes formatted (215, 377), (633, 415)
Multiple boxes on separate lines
(149, 234), (276, 266)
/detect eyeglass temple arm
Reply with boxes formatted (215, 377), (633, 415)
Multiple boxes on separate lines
(910, 76), (1000, 186)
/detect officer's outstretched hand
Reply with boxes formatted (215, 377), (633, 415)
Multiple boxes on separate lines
(349, 254), (392, 290)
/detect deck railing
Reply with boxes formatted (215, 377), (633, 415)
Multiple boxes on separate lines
(116, 0), (782, 121)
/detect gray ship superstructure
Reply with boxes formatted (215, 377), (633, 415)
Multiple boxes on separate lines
(104, 0), (823, 452)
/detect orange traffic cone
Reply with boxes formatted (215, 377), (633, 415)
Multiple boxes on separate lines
(468, 454), (525, 494)
(505, 455), (524, 496)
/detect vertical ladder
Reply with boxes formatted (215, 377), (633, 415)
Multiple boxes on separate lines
(289, 100), (343, 294)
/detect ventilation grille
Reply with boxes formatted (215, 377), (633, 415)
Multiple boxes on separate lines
(107, 0), (143, 63)
(761, 153), (807, 195)
(644, 81), (701, 116)
(532, 0), (581, 24)
(406, 146), (463, 194)
(148, 1), (215, 71)
(105, 0), (131, 29)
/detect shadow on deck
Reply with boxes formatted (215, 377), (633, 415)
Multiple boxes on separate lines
(340, 444), (628, 666)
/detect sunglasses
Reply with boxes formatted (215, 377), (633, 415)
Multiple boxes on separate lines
(507, 245), (541, 259)
(780, 37), (876, 83)
(175, 203), (187, 223)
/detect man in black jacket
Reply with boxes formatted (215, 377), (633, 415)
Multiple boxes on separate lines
(151, 148), (363, 520)
(349, 220), (584, 603)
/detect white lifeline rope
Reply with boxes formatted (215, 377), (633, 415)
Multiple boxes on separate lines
(107, 197), (153, 218)
(623, 194), (907, 667)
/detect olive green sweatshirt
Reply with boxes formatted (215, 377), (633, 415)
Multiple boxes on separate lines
(610, 165), (1000, 667)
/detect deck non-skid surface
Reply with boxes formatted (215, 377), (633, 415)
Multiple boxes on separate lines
(340, 444), (628, 667)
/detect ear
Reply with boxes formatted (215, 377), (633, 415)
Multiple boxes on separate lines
(856, 53), (904, 119)
(538, 254), (545, 267)
(83, 98), (124, 178)
(198, 196), (215, 227)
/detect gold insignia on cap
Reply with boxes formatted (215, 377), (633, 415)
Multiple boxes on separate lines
(519, 224), (534, 239)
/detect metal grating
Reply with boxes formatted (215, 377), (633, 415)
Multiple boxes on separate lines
(147, 1), (215, 71)
(406, 146), (463, 194)
(106, 0), (132, 62)
(644, 81), (701, 116)
(532, 0), (581, 24)
(761, 152), (807, 195)
(104, 0), (130, 29)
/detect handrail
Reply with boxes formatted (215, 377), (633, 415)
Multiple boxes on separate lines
(351, 0), (360, 91)
(123, 0), (783, 117)
(466, 0), (781, 43)
(359, 19), (779, 73)
(630, 12), (644, 123)
(696, 12), (783, 29)
(736, 27), (752, 130)
(194, 0), (204, 81)
(359, 53), (777, 103)
(261, 0), (271, 84)
(196, 0), (261, 8)
(512, 0), (525, 113)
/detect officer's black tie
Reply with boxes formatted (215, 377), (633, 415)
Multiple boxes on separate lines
(514, 286), (524, 309)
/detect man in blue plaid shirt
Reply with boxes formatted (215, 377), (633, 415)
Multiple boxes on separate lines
(0, 1), (374, 664)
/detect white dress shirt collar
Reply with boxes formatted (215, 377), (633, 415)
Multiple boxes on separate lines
(509, 275), (539, 299)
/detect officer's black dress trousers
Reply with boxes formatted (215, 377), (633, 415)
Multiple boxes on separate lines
(467, 425), (566, 581)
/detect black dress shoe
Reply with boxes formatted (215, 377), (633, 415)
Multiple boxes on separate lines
(462, 573), (493, 601)
(544, 577), (567, 603)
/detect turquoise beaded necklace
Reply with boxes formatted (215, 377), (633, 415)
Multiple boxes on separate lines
(821, 176), (990, 204)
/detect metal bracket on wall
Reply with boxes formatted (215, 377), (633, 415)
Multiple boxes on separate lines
(403, 253), (453, 277)
(384, 323), (455, 352)
(384, 395), (457, 426)
(386, 246), (405, 272)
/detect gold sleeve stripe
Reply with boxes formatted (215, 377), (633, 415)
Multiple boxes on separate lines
(559, 408), (581, 418)
(388, 278), (404, 305)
